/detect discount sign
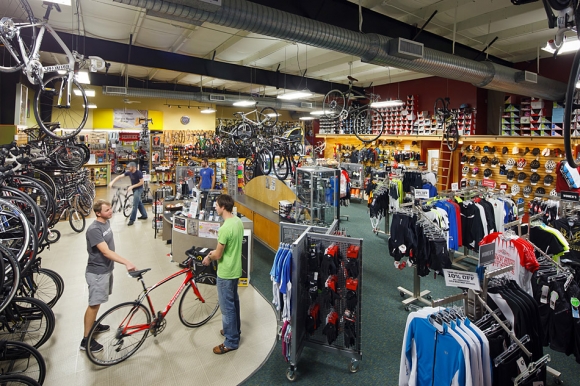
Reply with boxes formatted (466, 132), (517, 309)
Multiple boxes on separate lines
(443, 269), (481, 291)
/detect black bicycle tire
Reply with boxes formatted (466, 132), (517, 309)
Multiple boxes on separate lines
(54, 147), (85, 169)
(0, 197), (32, 267)
(123, 195), (134, 218)
(258, 148), (272, 175)
(0, 187), (43, 234)
(564, 48), (580, 168)
(86, 302), (151, 366)
(243, 158), (255, 183)
(0, 373), (42, 386)
(272, 150), (289, 180)
(546, 0), (571, 10)
(0, 0), (37, 73)
(19, 268), (62, 308)
(68, 208), (85, 233)
(0, 341), (46, 385)
(323, 89), (346, 119)
(39, 268), (64, 298)
(445, 123), (459, 152)
(1, 297), (55, 348)
(236, 123), (253, 140)
(46, 229), (60, 244)
(0, 244), (21, 315)
(353, 107), (384, 143)
(260, 107), (278, 128)
(34, 74), (88, 140)
(178, 274), (219, 328)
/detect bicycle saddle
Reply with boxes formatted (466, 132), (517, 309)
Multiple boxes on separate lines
(347, 75), (359, 82)
(129, 268), (151, 278)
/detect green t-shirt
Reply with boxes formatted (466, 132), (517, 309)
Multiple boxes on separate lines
(217, 216), (244, 279)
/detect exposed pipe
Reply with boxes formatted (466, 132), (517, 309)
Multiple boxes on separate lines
(113, 0), (567, 100)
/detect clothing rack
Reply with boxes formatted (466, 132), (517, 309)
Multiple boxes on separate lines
(430, 292), (468, 308)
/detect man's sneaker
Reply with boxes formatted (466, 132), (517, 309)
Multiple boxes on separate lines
(80, 337), (103, 353)
(128, 221), (134, 226)
(138, 216), (148, 220)
(94, 323), (110, 334)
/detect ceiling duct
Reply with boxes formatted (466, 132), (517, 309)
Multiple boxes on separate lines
(101, 86), (314, 111)
(112, 0), (567, 100)
(388, 38), (424, 60)
(515, 71), (538, 84)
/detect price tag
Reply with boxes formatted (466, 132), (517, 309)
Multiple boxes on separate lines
(385, 166), (392, 172)
(451, 182), (459, 191)
(517, 202), (525, 217)
(572, 297), (579, 319)
(516, 357), (527, 373)
(418, 161), (426, 167)
(540, 286), (549, 304)
(414, 189), (430, 199)
(550, 291), (558, 310)
(442, 269), (481, 291)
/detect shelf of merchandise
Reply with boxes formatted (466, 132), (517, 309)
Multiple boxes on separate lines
(84, 163), (111, 187)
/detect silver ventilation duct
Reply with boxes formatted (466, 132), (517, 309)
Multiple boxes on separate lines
(101, 86), (314, 112)
(112, 0), (567, 101)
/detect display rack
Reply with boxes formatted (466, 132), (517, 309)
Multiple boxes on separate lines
(340, 162), (364, 202)
(226, 158), (239, 196)
(295, 166), (340, 226)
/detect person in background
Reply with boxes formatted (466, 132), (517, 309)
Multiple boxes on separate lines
(202, 194), (243, 354)
(197, 158), (215, 210)
(81, 199), (136, 352)
(109, 162), (147, 225)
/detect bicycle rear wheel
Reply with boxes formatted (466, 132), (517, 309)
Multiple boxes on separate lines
(34, 74), (88, 140)
(445, 123), (459, 151)
(178, 274), (219, 328)
(0, 373), (42, 386)
(0, 297), (55, 348)
(0, 0), (36, 73)
(236, 123), (253, 140)
(19, 268), (63, 308)
(0, 341), (46, 385)
(272, 151), (290, 181)
(354, 107), (384, 143)
(258, 148), (272, 175)
(123, 195), (134, 218)
(86, 302), (151, 366)
(322, 89), (346, 119)
(260, 107), (278, 128)
(68, 208), (85, 233)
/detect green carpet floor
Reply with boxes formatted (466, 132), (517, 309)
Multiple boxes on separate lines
(245, 202), (579, 385)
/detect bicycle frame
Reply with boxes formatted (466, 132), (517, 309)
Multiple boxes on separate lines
(118, 268), (204, 337)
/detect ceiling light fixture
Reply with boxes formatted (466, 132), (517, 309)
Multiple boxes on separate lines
(299, 116), (316, 121)
(266, 112), (280, 117)
(310, 110), (329, 116)
(371, 100), (405, 108)
(74, 89), (95, 97)
(277, 90), (313, 100)
(75, 70), (90, 84)
(233, 100), (256, 107)
(57, 70), (67, 75)
(200, 107), (216, 114)
(83, 104), (97, 109)
(542, 37), (580, 55)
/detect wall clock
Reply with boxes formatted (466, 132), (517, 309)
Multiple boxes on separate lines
(180, 116), (190, 125)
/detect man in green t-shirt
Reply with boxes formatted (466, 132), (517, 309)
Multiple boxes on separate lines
(202, 194), (243, 354)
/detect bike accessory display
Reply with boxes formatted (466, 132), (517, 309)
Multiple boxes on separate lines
(462, 166), (469, 176)
(536, 187), (545, 195)
(516, 158), (527, 170)
(469, 156), (477, 165)
(471, 167), (479, 176)
(532, 148), (541, 156)
(511, 184), (520, 195)
(502, 146), (509, 154)
(499, 165), (507, 175)
(461, 155), (468, 164)
(542, 148), (551, 157)
(523, 185), (532, 198)
(530, 172), (541, 185)
(491, 157), (500, 167)
(545, 160), (556, 173)
(544, 175), (554, 186)
(517, 172), (527, 183)
(512, 147), (520, 155)
(507, 170), (515, 181)
(481, 156), (489, 165)
(505, 158), (516, 169)
(484, 168), (492, 178)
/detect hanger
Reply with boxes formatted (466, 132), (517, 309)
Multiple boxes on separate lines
(493, 334), (531, 367)
(513, 354), (551, 385)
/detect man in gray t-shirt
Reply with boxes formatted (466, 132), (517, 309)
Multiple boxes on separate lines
(81, 199), (136, 353)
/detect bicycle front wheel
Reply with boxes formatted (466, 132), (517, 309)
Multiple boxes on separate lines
(0, 374), (42, 386)
(0, 0), (36, 73)
(19, 268), (63, 308)
(34, 74), (88, 140)
(236, 123), (253, 139)
(123, 195), (134, 218)
(86, 302), (151, 366)
(260, 107), (278, 128)
(445, 123), (459, 151)
(272, 151), (290, 181)
(178, 274), (219, 328)
(0, 297), (55, 348)
(68, 208), (85, 233)
(243, 158), (255, 183)
(258, 148), (272, 175)
(354, 107), (384, 143)
(0, 341), (46, 385)
(322, 89), (346, 119)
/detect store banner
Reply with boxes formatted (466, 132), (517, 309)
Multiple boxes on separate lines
(113, 109), (148, 129)
(119, 132), (140, 142)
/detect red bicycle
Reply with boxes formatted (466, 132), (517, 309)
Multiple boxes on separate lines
(85, 262), (219, 366)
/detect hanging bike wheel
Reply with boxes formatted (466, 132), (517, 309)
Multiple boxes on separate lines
(0, 0), (37, 73)
(34, 74), (88, 140)
(243, 158), (255, 183)
(272, 151), (289, 181)
(353, 107), (384, 143)
(260, 107), (279, 128)
(236, 123), (253, 139)
(445, 123), (459, 152)
(258, 148), (272, 175)
(322, 89), (346, 119)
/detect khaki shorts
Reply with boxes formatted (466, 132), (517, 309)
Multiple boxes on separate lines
(86, 271), (113, 306)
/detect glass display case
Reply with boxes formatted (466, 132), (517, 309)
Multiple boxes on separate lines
(294, 166), (339, 227)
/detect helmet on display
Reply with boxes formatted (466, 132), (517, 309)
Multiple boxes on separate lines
(502, 146), (509, 155)
(471, 167), (480, 176)
(544, 175), (554, 186)
(550, 189), (558, 197)
(461, 155), (468, 164)
(469, 179), (477, 187)
(507, 170), (515, 181)
(490, 146), (497, 153)
(483, 146), (490, 153)
(474, 146), (481, 153)
(524, 147), (530, 155)
(516, 158), (527, 170)
(536, 187), (546, 195)
(469, 156), (478, 165)
(545, 160), (556, 173)
(484, 168), (492, 178)
(523, 185), (532, 198)
(512, 147), (520, 155)
(499, 165), (507, 175)
(517, 172), (527, 183)
(511, 184), (520, 195)
(532, 148), (541, 156)
(530, 159), (540, 172)
(542, 148), (551, 157)
(506, 158), (516, 169)
(462, 166), (469, 176)
(530, 172), (540, 185)
(491, 157), (500, 167)
(481, 156), (489, 165)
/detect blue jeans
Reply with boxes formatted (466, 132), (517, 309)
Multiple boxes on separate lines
(216, 277), (240, 349)
(130, 187), (147, 221)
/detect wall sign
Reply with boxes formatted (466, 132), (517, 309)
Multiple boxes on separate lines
(414, 189), (430, 199)
(119, 132), (140, 141)
(561, 191), (580, 201)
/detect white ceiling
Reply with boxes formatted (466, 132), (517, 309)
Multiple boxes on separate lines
(2, 0), (571, 101)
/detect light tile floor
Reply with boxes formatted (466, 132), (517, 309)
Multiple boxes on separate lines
(37, 182), (277, 386)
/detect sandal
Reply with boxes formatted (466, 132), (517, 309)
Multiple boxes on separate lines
(213, 343), (236, 355)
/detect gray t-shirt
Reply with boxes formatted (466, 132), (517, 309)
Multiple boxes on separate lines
(86, 220), (115, 274)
